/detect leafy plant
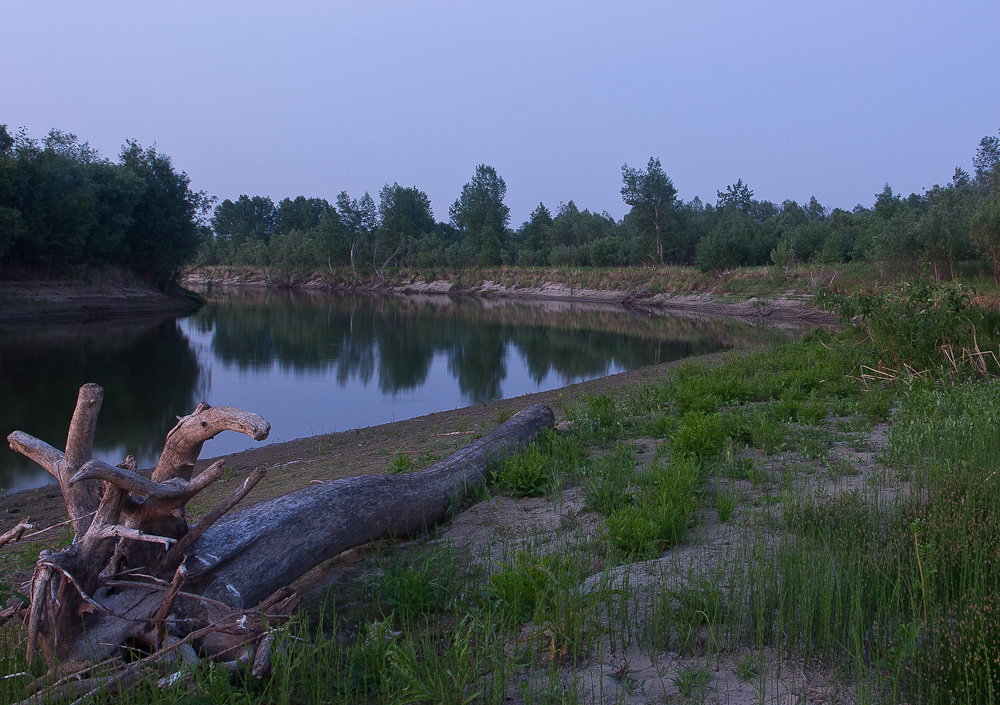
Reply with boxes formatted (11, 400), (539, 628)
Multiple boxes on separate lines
(492, 444), (551, 497)
(672, 411), (728, 462)
(817, 278), (1000, 375)
(370, 548), (457, 620)
(489, 552), (555, 622)
(672, 663), (711, 698)
(734, 651), (762, 680)
(386, 452), (415, 474)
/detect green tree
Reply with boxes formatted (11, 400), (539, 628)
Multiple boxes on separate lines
(517, 202), (554, 265)
(86, 160), (145, 265)
(716, 179), (754, 213)
(377, 183), (435, 268)
(694, 207), (774, 272)
(973, 131), (1000, 191)
(274, 196), (331, 235)
(918, 176), (975, 279)
(119, 140), (206, 287)
(620, 157), (678, 265)
(805, 195), (827, 222)
(10, 132), (96, 272)
(0, 125), (23, 264)
(337, 191), (378, 274)
(211, 195), (276, 247)
(971, 196), (1000, 283)
(449, 164), (511, 265)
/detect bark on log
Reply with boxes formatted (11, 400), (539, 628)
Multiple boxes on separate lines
(187, 403), (555, 608)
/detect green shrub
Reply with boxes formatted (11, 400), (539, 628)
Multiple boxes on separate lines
(605, 458), (701, 557)
(488, 552), (555, 622)
(817, 278), (1000, 374)
(386, 452), (415, 474)
(492, 444), (550, 497)
(370, 549), (458, 621)
(672, 411), (729, 461)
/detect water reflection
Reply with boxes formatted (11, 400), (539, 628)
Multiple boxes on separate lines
(2, 289), (799, 491)
(189, 290), (780, 397)
(0, 316), (202, 491)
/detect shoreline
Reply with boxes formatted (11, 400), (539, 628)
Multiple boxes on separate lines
(0, 278), (198, 326)
(0, 351), (732, 527)
(0, 269), (837, 327)
(183, 269), (836, 324)
(0, 270), (830, 521)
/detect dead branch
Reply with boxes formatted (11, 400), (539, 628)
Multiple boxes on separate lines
(152, 405), (269, 483)
(188, 403), (555, 609)
(5, 433), (62, 478)
(0, 520), (33, 550)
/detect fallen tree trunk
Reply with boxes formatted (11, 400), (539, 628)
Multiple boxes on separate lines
(188, 401), (555, 608)
(4, 384), (554, 679)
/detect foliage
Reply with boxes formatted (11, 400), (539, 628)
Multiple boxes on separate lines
(671, 664), (712, 697)
(449, 164), (511, 265)
(817, 278), (1000, 373)
(386, 452), (415, 474)
(671, 411), (729, 462)
(369, 547), (459, 621)
(0, 126), (207, 286)
(621, 157), (679, 264)
(604, 457), (701, 557)
(11, 123), (1000, 283)
(492, 444), (551, 497)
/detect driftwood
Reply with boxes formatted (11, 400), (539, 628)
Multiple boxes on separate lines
(3, 383), (554, 687)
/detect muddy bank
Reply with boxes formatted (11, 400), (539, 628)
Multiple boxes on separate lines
(182, 269), (836, 324)
(0, 279), (198, 326)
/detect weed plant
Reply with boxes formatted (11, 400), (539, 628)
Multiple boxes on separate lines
(492, 444), (552, 497)
(818, 277), (1000, 375)
(386, 452), (415, 474)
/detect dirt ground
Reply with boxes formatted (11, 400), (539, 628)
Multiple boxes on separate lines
(0, 278), (197, 325)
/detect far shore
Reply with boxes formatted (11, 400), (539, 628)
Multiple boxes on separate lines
(0, 278), (198, 326)
(0, 268), (838, 328)
(182, 267), (835, 323)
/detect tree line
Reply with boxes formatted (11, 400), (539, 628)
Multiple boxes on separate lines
(0, 125), (211, 287)
(3, 122), (999, 285)
(199, 133), (1000, 281)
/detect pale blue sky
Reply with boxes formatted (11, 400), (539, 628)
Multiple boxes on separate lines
(3, 1), (998, 224)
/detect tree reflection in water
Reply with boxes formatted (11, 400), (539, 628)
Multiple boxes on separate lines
(1, 289), (798, 491)
(0, 316), (202, 491)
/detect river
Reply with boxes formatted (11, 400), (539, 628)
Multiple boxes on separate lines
(0, 288), (800, 492)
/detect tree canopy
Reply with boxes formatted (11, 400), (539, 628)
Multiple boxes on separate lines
(621, 157), (678, 264)
(0, 126), (209, 287)
(449, 164), (511, 265)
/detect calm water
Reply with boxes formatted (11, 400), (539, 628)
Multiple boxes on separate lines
(0, 289), (798, 492)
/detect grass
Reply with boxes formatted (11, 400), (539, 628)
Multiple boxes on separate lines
(5, 282), (1000, 703)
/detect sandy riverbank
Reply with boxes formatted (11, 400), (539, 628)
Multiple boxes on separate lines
(182, 269), (835, 324)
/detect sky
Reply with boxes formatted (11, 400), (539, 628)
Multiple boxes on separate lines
(3, 1), (999, 226)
